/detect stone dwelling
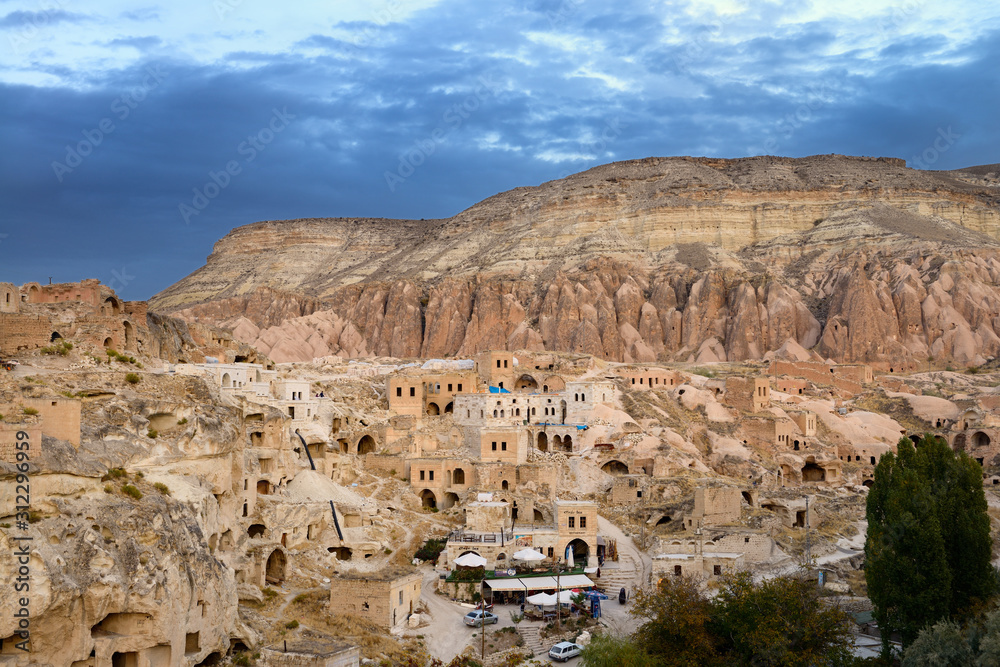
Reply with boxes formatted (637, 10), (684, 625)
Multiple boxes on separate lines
(683, 487), (742, 530)
(723, 377), (770, 413)
(261, 637), (360, 667)
(328, 568), (422, 630)
(618, 367), (682, 390)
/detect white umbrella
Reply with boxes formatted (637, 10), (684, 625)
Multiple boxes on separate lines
(526, 592), (556, 606)
(566, 547), (575, 568)
(556, 590), (575, 604)
(513, 548), (545, 562)
(454, 553), (487, 568)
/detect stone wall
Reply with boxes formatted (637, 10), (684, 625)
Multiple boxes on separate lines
(0, 312), (53, 354)
(723, 377), (769, 413)
(23, 397), (81, 447)
(0, 423), (40, 463)
(328, 571), (421, 629)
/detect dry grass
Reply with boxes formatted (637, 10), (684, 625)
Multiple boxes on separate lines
(852, 392), (930, 434)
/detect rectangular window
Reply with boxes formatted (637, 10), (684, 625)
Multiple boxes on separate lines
(568, 517), (575, 528)
(448, 383), (453, 392)
(637, 491), (642, 498)
(396, 387), (402, 397)
(548, 547), (554, 557)
(492, 441), (497, 451)
(579, 517), (586, 528)
(497, 360), (502, 368)
(410, 387), (415, 397)
(504, 360), (508, 368)
(458, 383), (463, 391)
(674, 565), (682, 576)
(419, 471), (425, 481)
(399, 591), (403, 605)
(713, 565), (722, 576)
(429, 471), (434, 480)
(501, 442), (507, 451)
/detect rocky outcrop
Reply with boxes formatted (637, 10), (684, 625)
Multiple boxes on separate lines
(150, 155), (1000, 366)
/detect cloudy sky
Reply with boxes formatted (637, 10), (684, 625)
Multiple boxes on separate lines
(1, 0), (998, 299)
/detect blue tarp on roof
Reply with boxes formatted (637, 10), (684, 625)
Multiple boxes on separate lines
(489, 386), (511, 394)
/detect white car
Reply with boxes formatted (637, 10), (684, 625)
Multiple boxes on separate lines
(463, 610), (499, 627)
(548, 641), (582, 662)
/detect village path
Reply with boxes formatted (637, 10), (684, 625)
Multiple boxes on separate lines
(415, 566), (481, 662)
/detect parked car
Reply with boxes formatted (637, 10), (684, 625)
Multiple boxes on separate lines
(548, 641), (582, 662)
(463, 610), (499, 627)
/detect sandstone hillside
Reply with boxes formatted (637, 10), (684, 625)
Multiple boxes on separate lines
(151, 155), (1000, 366)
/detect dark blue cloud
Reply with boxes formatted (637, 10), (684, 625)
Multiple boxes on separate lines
(0, 9), (88, 27)
(1, 0), (998, 300)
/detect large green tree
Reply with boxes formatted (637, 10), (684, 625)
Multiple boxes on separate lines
(866, 435), (998, 653)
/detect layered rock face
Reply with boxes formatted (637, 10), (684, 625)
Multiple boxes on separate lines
(151, 155), (1000, 366)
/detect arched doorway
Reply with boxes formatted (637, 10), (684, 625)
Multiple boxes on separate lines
(601, 460), (629, 475)
(50, 331), (62, 342)
(420, 489), (437, 509)
(453, 468), (466, 484)
(123, 321), (134, 351)
(442, 492), (459, 509)
(247, 524), (266, 539)
(427, 402), (440, 416)
(444, 402), (453, 414)
(562, 435), (573, 452)
(973, 431), (992, 449)
(533, 508), (544, 523)
(515, 374), (538, 392)
(222, 373), (232, 388)
(104, 337), (113, 348)
(265, 549), (286, 584)
(357, 435), (376, 455)
(566, 538), (589, 564)
(501, 480), (509, 490)
(537, 432), (548, 451)
(801, 463), (825, 482)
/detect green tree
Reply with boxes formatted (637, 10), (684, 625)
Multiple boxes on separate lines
(630, 574), (719, 666)
(710, 572), (854, 667)
(866, 436), (998, 652)
(580, 633), (652, 667)
(902, 619), (973, 667)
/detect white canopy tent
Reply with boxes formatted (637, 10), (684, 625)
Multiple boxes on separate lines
(454, 553), (487, 568)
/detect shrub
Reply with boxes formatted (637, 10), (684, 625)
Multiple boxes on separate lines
(285, 620), (299, 629)
(233, 654), (252, 667)
(153, 482), (170, 495)
(263, 587), (279, 599)
(177, 417), (188, 425)
(27, 511), (43, 523)
(0, 413), (4, 421)
(292, 593), (310, 604)
(121, 484), (142, 500)
(384, 547), (393, 555)
(135, 471), (143, 478)
(22, 407), (38, 416)
(415, 538), (447, 562)
(125, 372), (140, 384)
(104, 484), (114, 493)
(105, 468), (127, 479)
(147, 429), (158, 439)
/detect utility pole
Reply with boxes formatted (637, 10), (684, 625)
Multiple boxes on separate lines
(555, 557), (562, 632)
(805, 496), (811, 570)
(480, 577), (486, 660)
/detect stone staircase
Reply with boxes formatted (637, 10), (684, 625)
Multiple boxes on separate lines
(519, 621), (546, 660)
(593, 553), (644, 596)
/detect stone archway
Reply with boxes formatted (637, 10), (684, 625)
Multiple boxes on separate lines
(420, 489), (437, 509)
(123, 321), (135, 351)
(50, 331), (62, 342)
(222, 373), (232, 388)
(357, 434), (376, 455)
(444, 402), (453, 414)
(265, 549), (286, 584)
(442, 492), (459, 509)
(562, 434), (573, 452)
(973, 431), (992, 449)
(515, 374), (539, 392)
(566, 538), (589, 563)
(427, 402), (440, 416)
(453, 468), (466, 484)
(537, 432), (548, 451)
(601, 460), (629, 475)
(801, 463), (825, 482)
(104, 337), (113, 348)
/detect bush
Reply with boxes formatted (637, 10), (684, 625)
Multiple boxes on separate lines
(233, 654), (252, 667)
(125, 372), (140, 384)
(292, 593), (310, 604)
(285, 620), (299, 629)
(263, 587), (279, 599)
(104, 484), (114, 493)
(22, 407), (38, 416)
(104, 468), (127, 480)
(415, 538), (447, 562)
(147, 429), (158, 439)
(177, 417), (188, 425)
(27, 511), (43, 523)
(121, 484), (142, 500)
(153, 482), (170, 495)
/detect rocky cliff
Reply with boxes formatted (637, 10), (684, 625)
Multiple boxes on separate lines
(151, 155), (1000, 366)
